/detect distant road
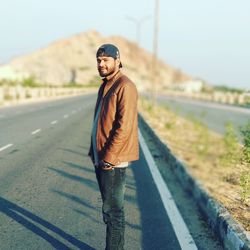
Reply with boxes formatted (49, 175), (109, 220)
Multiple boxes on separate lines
(154, 94), (250, 135)
(0, 94), (222, 249)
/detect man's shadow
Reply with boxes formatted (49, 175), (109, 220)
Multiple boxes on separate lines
(0, 197), (95, 250)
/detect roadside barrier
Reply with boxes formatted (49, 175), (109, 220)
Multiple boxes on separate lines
(0, 86), (95, 106)
(163, 90), (250, 106)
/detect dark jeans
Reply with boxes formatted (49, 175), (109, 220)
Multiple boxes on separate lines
(95, 167), (127, 250)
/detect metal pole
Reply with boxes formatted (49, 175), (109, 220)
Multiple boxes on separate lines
(152, 0), (159, 106)
(126, 15), (151, 46)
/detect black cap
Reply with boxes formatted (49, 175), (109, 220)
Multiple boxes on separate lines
(96, 44), (122, 68)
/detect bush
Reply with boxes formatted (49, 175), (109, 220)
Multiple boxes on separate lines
(240, 171), (250, 202)
(220, 122), (240, 167)
(240, 121), (250, 165)
(22, 76), (39, 87)
(214, 85), (243, 94)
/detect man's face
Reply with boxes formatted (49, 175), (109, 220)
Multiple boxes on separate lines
(97, 56), (120, 77)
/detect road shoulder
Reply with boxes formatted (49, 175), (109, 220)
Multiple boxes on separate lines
(139, 114), (250, 250)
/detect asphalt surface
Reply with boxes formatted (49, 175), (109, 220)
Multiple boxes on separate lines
(0, 94), (223, 249)
(155, 94), (250, 136)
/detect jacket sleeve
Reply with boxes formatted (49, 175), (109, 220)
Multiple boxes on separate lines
(88, 85), (102, 163)
(103, 82), (138, 165)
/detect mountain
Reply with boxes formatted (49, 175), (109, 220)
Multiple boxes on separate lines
(0, 30), (190, 91)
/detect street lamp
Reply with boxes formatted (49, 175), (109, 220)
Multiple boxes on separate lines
(126, 15), (151, 46)
(152, 0), (159, 105)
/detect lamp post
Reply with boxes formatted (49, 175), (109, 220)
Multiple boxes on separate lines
(126, 15), (151, 46)
(126, 15), (151, 93)
(152, 0), (159, 105)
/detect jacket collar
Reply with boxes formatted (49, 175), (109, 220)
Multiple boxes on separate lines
(102, 70), (122, 97)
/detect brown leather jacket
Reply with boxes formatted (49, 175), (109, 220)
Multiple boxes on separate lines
(89, 70), (139, 166)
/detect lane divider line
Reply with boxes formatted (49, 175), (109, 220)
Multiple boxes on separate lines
(0, 144), (14, 152)
(51, 120), (58, 125)
(63, 114), (69, 119)
(139, 129), (198, 250)
(31, 129), (41, 135)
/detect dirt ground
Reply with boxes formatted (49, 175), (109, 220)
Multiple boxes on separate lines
(138, 99), (250, 233)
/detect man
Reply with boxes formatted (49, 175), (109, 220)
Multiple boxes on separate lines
(89, 44), (139, 250)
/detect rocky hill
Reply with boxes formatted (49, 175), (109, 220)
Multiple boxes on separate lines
(0, 30), (190, 91)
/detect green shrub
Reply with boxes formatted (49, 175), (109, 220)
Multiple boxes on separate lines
(240, 121), (250, 165)
(220, 122), (240, 167)
(165, 122), (174, 130)
(22, 76), (39, 87)
(214, 85), (243, 94)
(240, 171), (250, 202)
(0, 79), (18, 86)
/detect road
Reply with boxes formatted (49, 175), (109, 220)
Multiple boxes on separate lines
(155, 94), (250, 135)
(0, 94), (223, 249)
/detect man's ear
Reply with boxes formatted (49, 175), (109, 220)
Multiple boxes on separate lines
(116, 58), (121, 68)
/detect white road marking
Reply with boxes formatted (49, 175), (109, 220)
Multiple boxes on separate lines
(51, 120), (58, 125)
(139, 130), (198, 250)
(31, 129), (41, 135)
(63, 114), (69, 119)
(0, 144), (14, 152)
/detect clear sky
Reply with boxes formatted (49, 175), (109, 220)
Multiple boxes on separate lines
(0, 0), (249, 89)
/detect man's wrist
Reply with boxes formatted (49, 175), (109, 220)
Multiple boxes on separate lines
(103, 160), (113, 167)
(104, 162), (111, 167)
(98, 160), (114, 170)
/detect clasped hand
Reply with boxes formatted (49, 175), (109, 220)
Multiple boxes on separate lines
(98, 160), (114, 171)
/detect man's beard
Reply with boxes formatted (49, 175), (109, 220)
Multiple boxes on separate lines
(98, 67), (116, 77)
